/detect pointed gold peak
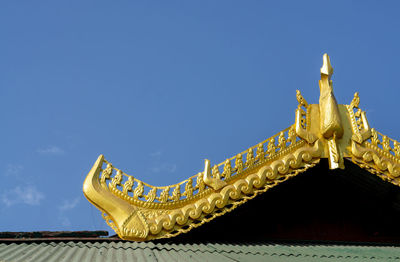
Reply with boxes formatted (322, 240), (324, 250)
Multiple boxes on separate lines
(320, 53), (333, 78)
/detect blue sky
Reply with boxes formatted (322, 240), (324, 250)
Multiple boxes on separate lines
(1, 1), (400, 233)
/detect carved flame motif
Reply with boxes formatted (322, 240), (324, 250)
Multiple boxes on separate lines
(83, 54), (400, 241)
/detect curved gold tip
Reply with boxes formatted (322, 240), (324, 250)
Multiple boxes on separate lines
(83, 154), (149, 241)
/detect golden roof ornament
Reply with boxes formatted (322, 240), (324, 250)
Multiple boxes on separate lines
(83, 54), (400, 241)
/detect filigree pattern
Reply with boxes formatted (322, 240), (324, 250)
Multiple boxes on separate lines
(183, 178), (194, 197)
(222, 160), (232, 179)
(196, 173), (205, 193)
(123, 176), (134, 195)
(212, 165), (221, 179)
(147, 141), (322, 238)
(346, 92), (371, 144)
(267, 138), (276, 156)
(235, 154), (243, 174)
(98, 126), (298, 208)
(351, 139), (400, 179)
(245, 148), (254, 167)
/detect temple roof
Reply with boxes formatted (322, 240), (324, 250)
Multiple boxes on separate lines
(83, 54), (400, 241)
(3, 240), (400, 262)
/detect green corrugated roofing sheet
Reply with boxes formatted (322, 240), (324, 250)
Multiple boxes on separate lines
(1, 242), (400, 262)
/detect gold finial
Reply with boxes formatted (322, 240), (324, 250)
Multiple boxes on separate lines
(320, 53), (333, 78)
(318, 53), (344, 169)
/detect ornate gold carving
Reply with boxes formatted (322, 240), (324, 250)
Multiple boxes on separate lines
(83, 53), (400, 242)
(184, 178), (194, 197)
(133, 181), (144, 199)
(351, 140), (400, 179)
(147, 141), (322, 238)
(255, 143), (265, 161)
(347, 92), (371, 144)
(123, 176), (134, 195)
(110, 170), (123, 189)
(212, 165), (221, 179)
(203, 159), (227, 190)
(382, 136), (391, 153)
(296, 89), (308, 108)
(371, 128), (379, 146)
(100, 163), (113, 184)
(235, 154), (243, 174)
(266, 138), (276, 156)
(222, 159), (232, 179)
(318, 54), (344, 169)
(145, 188), (157, 202)
(294, 93), (317, 144)
(196, 173), (205, 193)
(278, 132), (287, 150)
(172, 185), (181, 201)
(350, 92), (360, 108)
(288, 126), (296, 144)
(159, 187), (170, 203)
(394, 141), (400, 158)
(245, 148), (255, 167)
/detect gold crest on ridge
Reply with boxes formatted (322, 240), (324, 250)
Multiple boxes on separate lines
(83, 54), (400, 241)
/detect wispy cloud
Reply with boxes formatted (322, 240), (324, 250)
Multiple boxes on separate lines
(149, 149), (177, 174)
(60, 217), (71, 227)
(149, 163), (177, 173)
(5, 164), (24, 177)
(149, 150), (162, 158)
(1, 185), (45, 207)
(58, 197), (79, 212)
(37, 146), (65, 155)
(58, 197), (80, 227)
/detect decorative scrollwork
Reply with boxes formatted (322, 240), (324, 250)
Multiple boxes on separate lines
(350, 92), (360, 109)
(212, 165), (221, 179)
(347, 92), (371, 143)
(245, 148), (254, 167)
(351, 140), (400, 179)
(134, 182), (144, 199)
(394, 141), (400, 158)
(296, 90), (308, 108)
(172, 185), (181, 201)
(371, 128), (380, 146)
(267, 138), (276, 156)
(222, 159), (232, 179)
(101, 164), (113, 184)
(255, 143), (265, 161)
(235, 154), (243, 174)
(109, 170), (123, 189)
(145, 188), (157, 202)
(147, 140), (322, 238)
(278, 132), (286, 150)
(123, 176), (134, 195)
(184, 178), (194, 197)
(159, 187), (170, 203)
(382, 136), (391, 153)
(196, 173), (205, 193)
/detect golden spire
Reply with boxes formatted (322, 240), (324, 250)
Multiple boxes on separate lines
(318, 53), (344, 169)
(320, 53), (333, 78)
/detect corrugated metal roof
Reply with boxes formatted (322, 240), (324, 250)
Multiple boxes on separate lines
(1, 241), (400, 262)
